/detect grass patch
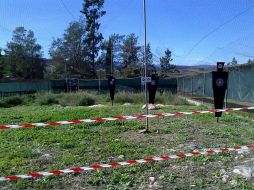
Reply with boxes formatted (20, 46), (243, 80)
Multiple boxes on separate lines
(114, 91), (187, 105)
(0, 95), (254, 189)
(114, 92), (144, 104)
(155, 93), (190, 105)
(57, 92), (96, 106)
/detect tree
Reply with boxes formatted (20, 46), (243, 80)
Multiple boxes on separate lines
(120, 33), (141, 77)
(97, 34), (124, 77)
(160, 49), (175, 77)
(105, 37), (112, 75)
(5, 27), (44, 79)
(81, 0), (106, 78)
(247, 59), (253, 64)
(110, 34), (125, 70)
(140, 43), (156, 74)
(49, 20), (87, 78)
(227, 57), (238, 66)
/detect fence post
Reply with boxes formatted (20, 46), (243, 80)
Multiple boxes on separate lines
(191, 77), (193, 97)
(78, 79), (80, 92)
(176, 77), (178, 95)
(183, 78), (185, 97)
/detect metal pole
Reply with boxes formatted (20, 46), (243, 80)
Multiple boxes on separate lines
(111, 39), (113, 75)
(203, 72), (205, 104)
(143, 0), (149, 132)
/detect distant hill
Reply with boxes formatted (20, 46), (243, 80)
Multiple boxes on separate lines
(154, 64), (215, 71)
(176, 65), (216, 70)
(153, 64), (216, 78)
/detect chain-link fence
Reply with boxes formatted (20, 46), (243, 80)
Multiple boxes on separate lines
(0, 78), (177, 97)
(177, 64), (254, 103)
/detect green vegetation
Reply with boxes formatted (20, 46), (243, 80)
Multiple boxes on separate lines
(0, 96), (24, 107)
(0, 94), (254, 189)
(3, 27), (44, 79)
(36, 93), (59, 105)
(0, 92), (188, 108)
(114, 92), (144, 104)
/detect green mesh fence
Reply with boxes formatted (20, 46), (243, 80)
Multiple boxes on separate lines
(177, 65), (254, 103)
(0, 81), (51, 97)
(0, 78), (177, 96)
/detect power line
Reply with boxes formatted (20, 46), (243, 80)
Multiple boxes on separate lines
(232, 51), (254, 58)
(59, 0), (75, 20)
(197, 32), (254, 64)
(152, 58), (160, 64)
(100, 1), (135, 31)
(184, 4), (254, 58)
(152, 53), (160, 60)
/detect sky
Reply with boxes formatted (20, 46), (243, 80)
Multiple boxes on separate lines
(0, 0), (254, 66)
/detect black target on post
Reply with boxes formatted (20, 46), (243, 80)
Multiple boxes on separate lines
(107, 74), (116, 106)
(148, 71), (159, 104)
(212, 62), (228, 117)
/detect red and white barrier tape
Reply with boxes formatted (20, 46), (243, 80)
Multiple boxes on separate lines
(0, 144), (253, 182)
(0, 107), (254, 130)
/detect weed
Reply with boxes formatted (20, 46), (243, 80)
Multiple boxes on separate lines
(0, 100), (7, 108)
(0, 96), (23, 107)
(78, 96), (95, 106)
(36, 93), (59, 105)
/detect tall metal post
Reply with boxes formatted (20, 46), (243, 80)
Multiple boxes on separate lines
(111, 39), (113, 74)
(203, 72), (205, 104)
(143, 0), (149, 131)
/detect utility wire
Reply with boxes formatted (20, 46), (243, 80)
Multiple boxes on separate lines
(100, 0), (134, 31)
(59, 0), (75, 20)
(184, 4), (254, 58)
(152, 53), (161, 60)
(198, 32), (254, 64)
(232, 51), (254, 58)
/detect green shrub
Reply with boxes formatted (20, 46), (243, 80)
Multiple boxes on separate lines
(114, 91), (189, 105)
(5, 96), (23, 106)
(25, 94), (37, 103)
(78, 96), (95, 106)
(155, 93), (190, 105)
(114, 92), (135, 103)
(0, 100), (7, 108)
(131, 93), (144, 103)
(58, 92), (96, 106)
(59, 93), (79, 106)
(114, 92), (151, 104)
(0, 91), (188, 107)
(36, 94), (59, 105)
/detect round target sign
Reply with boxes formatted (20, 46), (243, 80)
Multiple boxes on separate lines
(216, 78), (224, 86)
(218, 64), (223, 69)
